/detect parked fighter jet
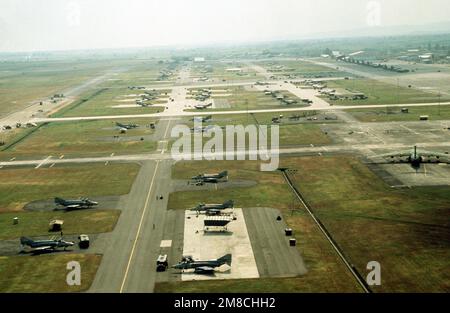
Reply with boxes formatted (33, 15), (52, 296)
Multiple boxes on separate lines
(192, 115), (212, 123)
(172, 254), (232, 274)
(289, 114), (302, 121)
(192, 170), (228, 183)
(136, 100), (149, 107)
(55, 197), (98, 210)
(20, 236), (74, 252)
(190, 200), (234, 215)
(194, 103), (213, 110)
(370, 146), (450, 171)
(191, 125), (222, 134)
(116, 122), (139, 130)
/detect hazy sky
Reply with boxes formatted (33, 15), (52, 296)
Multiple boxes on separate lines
(1, 0), (450, 52)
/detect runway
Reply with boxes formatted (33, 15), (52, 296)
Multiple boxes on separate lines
(1, 140), (449, 168)
(89, 118), (176, 292)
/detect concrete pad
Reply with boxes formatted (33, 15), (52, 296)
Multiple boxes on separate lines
(160, 240), (172, 248)
(115, 99), (138, 103)
(181, 208), (259, 281)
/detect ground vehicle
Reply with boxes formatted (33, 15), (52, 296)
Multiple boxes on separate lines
(78, 234), (90, 249)
(156, 254), (168, 272)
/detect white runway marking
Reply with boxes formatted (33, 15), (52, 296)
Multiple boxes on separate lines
(35, 156), (52, 169)
(160, 240), (172, 248)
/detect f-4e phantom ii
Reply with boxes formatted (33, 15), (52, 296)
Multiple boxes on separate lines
(55, 197), (98, 210)
(192, 115), (212, 123)
(20, 236), (74, 253)
(370, 145), (450, 171)
(172, 254), (232, 274)
(116, 122), (139, 130)
(192, 170), (228, 183)
(190, 125), (225, 134)
(190, 200), (234, 215)
(194, 103), (212, 110)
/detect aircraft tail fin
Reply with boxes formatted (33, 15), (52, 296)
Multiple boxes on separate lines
(219, 171), (228, 178)
(224, 200), (234, 208)
(20, 237), (33, 246)
(54, 197), (65, 205)
(218, 254), (232, 266)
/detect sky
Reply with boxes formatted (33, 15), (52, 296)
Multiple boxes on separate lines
(1, 0), (450, 52)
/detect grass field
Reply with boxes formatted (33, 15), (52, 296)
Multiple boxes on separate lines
(0, 163), (140, 211)
(0, 253), (101, 292)
(281, 156), (450, 292)
(168, 160), (291, 210)
(0, 59), (122, 117)
(101, 60), (179, 87)
(52, 87), (167, 118)
(2, 119), (158, 158)
(0, 210), (120, 240)
(347, 105), (450, 122)
(175, 111), (331, 149)
(323, 79), (450, 106)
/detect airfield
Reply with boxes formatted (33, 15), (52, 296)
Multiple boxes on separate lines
(0, 52), (449, 293)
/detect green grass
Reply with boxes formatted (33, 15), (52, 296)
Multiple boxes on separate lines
(281, 156), (450, 292)
(323, 79), (450, 106)
(168, 160), (291, 210)
(176, 112), (331, 148)
(347, 105), (450, 122)
(0, 210), (120, 240)
(3, 119), (158, 158)
(0, 163), (140, 211)
(101, 60), (179, 87)
(0, 59), (122, 117)
(0, 253), (101, 292)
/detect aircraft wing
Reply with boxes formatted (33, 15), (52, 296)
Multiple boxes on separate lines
(203, 178), (218, 183)
(194, 266), (215, 274)
(32, 246), (53, 251)
(371, 151), (411, 159)
(418, 150), (450, 161)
